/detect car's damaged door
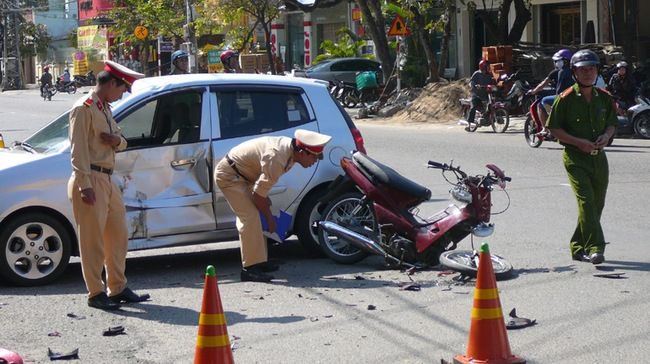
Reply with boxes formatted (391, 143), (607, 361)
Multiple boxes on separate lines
(113, 88), (216, 247)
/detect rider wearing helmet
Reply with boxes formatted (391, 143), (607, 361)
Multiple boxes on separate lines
(606, 60), (637, 110)
(220, 50), (241, 73)
(530, 48), (575, 124)
(170, 50), (190, 75)
(39, 66), (53, 97)
(545, 49), (618, 266)
(465, 59), (496, 130)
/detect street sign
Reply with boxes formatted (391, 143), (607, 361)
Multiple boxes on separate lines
(387, 15), (410, 36)
(134, 25), (149, 40)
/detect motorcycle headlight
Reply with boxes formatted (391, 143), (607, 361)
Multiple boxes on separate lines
(450, 186), (472, 204)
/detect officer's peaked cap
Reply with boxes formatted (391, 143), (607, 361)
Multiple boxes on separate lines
(103, 60), (144, 91)
(294, 129), (332, 154)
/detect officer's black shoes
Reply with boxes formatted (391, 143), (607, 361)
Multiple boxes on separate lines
(571, 252), (590, 262)
(241, 267), (274, 283)
(109, 287), (151, 303)
(88, 292), (121, 311)
(589, 253), (605, 265)
(250, 261), (279, 273)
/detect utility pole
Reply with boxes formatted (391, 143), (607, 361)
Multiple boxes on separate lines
(1, 0), (23, 91)
(183, 0), (198, 72)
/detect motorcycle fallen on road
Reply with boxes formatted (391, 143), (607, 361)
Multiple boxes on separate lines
(317, 152), (514, 280)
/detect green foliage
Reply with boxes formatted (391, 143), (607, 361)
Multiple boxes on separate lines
(313, 28), (371, 64)
(109, 0), (188, 43)
(20, 22), (51, 60)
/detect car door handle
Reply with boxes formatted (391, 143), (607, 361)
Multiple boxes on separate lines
(171, 158), (197, 168)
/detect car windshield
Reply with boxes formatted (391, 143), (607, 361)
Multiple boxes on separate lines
(307, 60), (334, 72)
(21, 93), (134, 154)
(23, 112), (70, 153)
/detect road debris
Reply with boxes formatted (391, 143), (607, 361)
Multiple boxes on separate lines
(66, 313), (86, 320)
(593, 272), (627, 279)
(367, 305), (376, 311)
(48, 331), (62, 337)
(398, 282), (421, 291)
(506, 308), (537, 330)
(102, 326), (126, 336)
(47, 348), (79, 360)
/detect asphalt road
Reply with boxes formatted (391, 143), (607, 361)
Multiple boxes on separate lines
(1, 88), (649, 363)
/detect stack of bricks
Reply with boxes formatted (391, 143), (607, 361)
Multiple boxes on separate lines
(482, 45), (513, 81)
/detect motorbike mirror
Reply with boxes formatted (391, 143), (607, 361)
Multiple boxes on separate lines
(485, 164), (507, 186)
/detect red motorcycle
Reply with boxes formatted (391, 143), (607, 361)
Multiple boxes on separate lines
(317, 152), (513, 279)
(523, 95), (555, 147)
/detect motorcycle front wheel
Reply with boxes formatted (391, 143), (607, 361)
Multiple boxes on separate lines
(523, 115), (543, 148)
(317, 192), (375, 264)
(439, 250), (513, 280)
(491, 108), (510, 133)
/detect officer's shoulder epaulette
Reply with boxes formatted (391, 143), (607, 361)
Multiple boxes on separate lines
(83, 97), (93, 107)
(559, 87), (575, 98)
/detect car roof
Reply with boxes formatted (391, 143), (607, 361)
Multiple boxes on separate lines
(130, 73), (328, 95)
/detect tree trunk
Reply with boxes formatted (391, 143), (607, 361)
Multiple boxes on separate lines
(411, 5), (438, 83)
(261, 22), (276, 74)
(507, 0), (532, 44)
(141, 41), (150, 76)
(356, 0), (394, 84)
(438, 2), (455, 76)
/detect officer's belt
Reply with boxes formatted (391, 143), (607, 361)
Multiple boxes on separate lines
(90, 164), (113, 175)
(225, 155), (250, 182)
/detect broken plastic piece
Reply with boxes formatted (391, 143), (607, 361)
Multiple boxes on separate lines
(399, 283), (422, 291)
(47, 348), (79, 360)
(593, 272), (626, 279)
(102, 326), (126, 336)
(506, 308), (537, 330)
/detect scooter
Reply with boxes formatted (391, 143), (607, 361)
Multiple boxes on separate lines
(498, 70), (533, 116)
(459, 85), (510, 133)
(317, 152), (514, 279)
(524, 93), (650, 147)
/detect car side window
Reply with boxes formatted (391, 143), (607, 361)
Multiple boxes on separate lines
(216, 90), (310, 139)
(119, 91), (202, 148)
(331, 61), (353, 72)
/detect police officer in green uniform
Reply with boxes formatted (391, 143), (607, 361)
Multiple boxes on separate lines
(546, 50), (617, 265)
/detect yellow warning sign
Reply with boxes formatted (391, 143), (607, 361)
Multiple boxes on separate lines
(134, 25), (149, 40)
(387, 15), (410, 36)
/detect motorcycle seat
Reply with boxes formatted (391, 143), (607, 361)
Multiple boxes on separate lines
(352, 152), (431, 201)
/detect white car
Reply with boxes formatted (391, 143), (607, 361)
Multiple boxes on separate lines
(0, 74), (366, 286)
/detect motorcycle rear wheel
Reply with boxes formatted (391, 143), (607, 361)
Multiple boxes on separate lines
(524, 115), (543, 148)
(491, 108), (510, 133)
(634, 111), (650, 139)
(317, 192), (375, 264)
(439, 250), (513, 280)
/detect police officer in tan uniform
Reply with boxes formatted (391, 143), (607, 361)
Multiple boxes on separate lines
(215, 130), (331, 282)
(68, 60), (150, 310)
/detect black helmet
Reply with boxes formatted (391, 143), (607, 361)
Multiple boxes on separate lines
(570, 50), (600, 69)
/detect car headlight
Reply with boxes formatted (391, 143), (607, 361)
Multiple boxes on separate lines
(450, 186), (472, 204)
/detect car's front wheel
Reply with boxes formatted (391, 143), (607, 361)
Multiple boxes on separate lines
(294, 188), (328, 256)
(0, 212), (72, 286)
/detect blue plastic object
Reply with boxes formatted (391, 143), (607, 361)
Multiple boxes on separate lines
(260, 210), (292, 242)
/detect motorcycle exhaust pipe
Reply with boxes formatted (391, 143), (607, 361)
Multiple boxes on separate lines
(319, 221), (387, 256)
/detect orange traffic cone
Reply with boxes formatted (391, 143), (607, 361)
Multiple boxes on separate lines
(0, 133), (5, 149)
(194, 265), (234, 364)
(454, 243), (525, 364)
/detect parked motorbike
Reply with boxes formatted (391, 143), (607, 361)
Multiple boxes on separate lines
(497, 70), (533, 116)
(317, 152), (514, 279)
(55, 77), (77, 94)
(73, 70), (96, 87)
(524, 93), (650, 147)
(459, 85), (510, 133)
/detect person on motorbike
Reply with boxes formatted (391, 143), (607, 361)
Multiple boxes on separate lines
(169, 50), (190, 75)
(220, 50), (241, 73)
(606, 61), (637, 112)
(39, 67), (53, 97)
(546, 49), (617, 265)
(530, 49), (574, 126)
(62, 68), (71, 83)
(466, 59), (496, 131)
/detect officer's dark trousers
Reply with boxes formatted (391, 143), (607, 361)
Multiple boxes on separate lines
(563, 148), (609, 255)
